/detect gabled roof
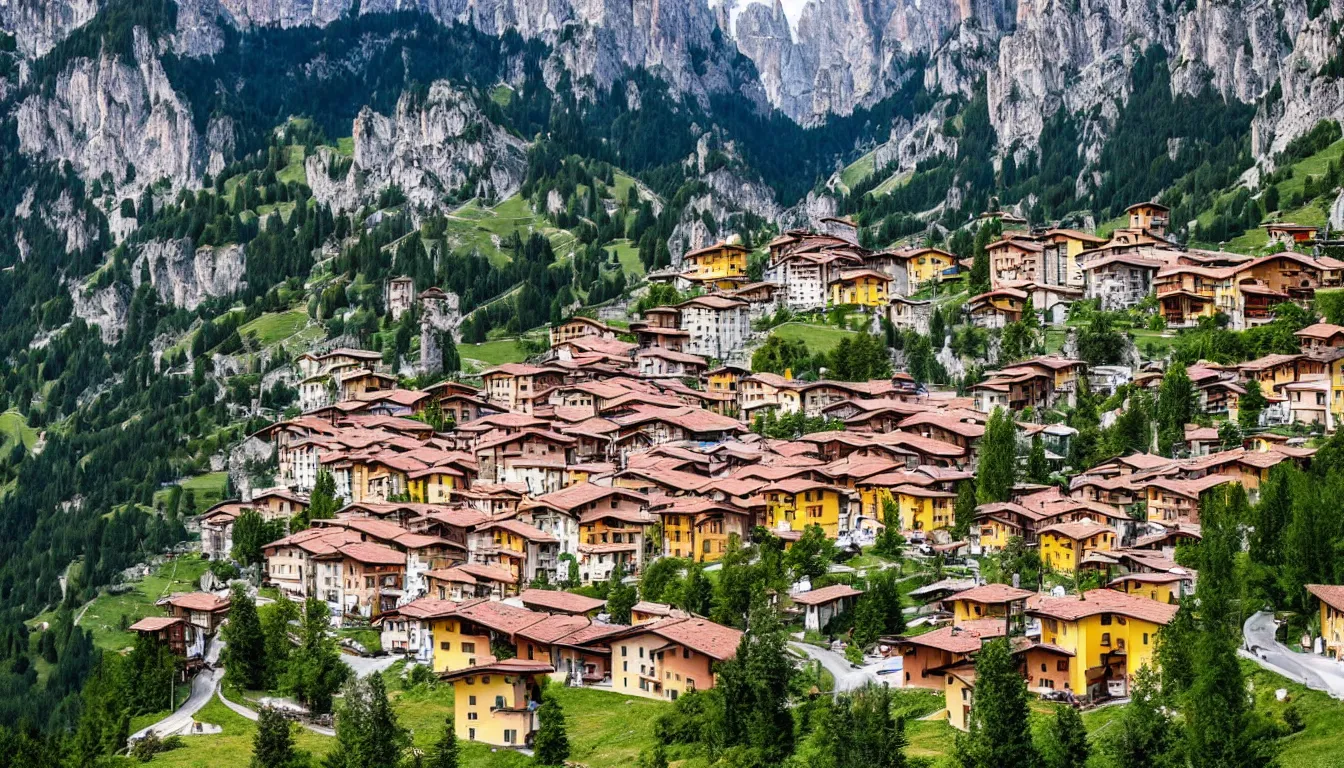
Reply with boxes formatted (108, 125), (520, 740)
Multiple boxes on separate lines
(1027, 589), (1178, 625)
(791, 584), (862, 606)
(620, 617), (743, 661)
(948, 584), (1035, 605)
(517, 589), (606, 615)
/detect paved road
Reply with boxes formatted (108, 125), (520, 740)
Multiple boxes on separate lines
(1243, 610), (1344, 699)
(789, 641), (884, 693)
(342, 652), (402, 678)
(129, 639), (224, 743)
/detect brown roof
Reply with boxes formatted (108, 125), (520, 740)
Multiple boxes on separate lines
(1038, 520), (1114, 541)
(335, 542), (406, 566)
(456, 600), (548, 635)
(162, 592), (231, 612)
(1027, 589), (1179, 625)
(533, 482), (647, 512)
(439, 658), (555, 682)
(129, 616), (184, 632)
(791, 584), (862, 606)
(1307, 584), (1344, 612)
(948, 584), (1036, 605)
(518, 589), (606, 615)
(897, 620), (1006, 654)
(632, 617), (744, 661)
(513, 614), (594, 644)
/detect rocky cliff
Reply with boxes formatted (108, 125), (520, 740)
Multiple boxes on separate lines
(307, 82), (528, 214)
(131, 238), (248, 309)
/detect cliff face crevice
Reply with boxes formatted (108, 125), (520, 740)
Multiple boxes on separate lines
(131, 238), (248, 310)
(306, 82), (528, 214)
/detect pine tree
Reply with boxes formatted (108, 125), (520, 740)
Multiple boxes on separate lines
(1105, 666), (1177, 768)
(827, 685), (910, 768)
(533, 685), (570, 766)
(1027, 434), (1049, 484)
(232, 509), (269, 566)
(951, 481), (976, 541)
(1238, 379), (1267, 429)
(298, 471), (339, 529)
(852, 593), (884, 649)
(1184, 486), (1276, 767)
(1156, 362), (1196, 456)
(427, 718), (459, 768)
(223, 584), (267, 690)
(605, 562), (637, 625)
(977, 408), (1017, 504)
(873, 496), (905, 557)
(954, 639), (1036, 768)
(1038, 704), (1088, 768)
(282, 599), (349, 714)
(326, 674), (407, 768)
(262, 597), (300, 689)
(251, 706), (302, 768)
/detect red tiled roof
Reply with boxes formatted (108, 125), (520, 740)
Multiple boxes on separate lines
(439, 658), (555, 682)
(1027, 589), (1178, 625)
(948, 584), (1035, 605)
(791, 584), (862, 606)
(1307, 584), (1344, 612)
(518, 589), (606, 615)
(634, 617), (743, 661)
(129, 616), (184, 632)
(163, 592), (231, 612)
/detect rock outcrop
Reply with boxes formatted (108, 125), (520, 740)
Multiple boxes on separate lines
(72, 281), (131, 345)
(308, 82), (528, 214)
(131, 238), (248, 309)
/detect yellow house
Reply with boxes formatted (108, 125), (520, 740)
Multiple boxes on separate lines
(947, 583), (1035, 626)
(829, 269), (891, 307)
(761, 480), (845, 538)
(1038, 520), (1116, 575)
(706, 365), (748, 398)
(407, 466), (463, 503)
(944, 661), (977, 732)
(892, 484), (957, 532)
(1030, 590), (1177, 698)
(441, 659), (554, 747)
(421, 598), (546, 673)
(1308, 585), (1344, 659)
(608, 616), (742, 701)
(1109, 573), (1189, 605)
(902, 247), (957, 288)
(682, 242), (749, 280)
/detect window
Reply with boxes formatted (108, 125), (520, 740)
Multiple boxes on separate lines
(495, 695), (506, 709)
(1100, 633), (1111, 647)
(1101, 614), (1112, 626)
(1057, 660), (1069, 672)
(467, 712), (478, 721)
(468, 728), (475, 741)
(440, 642), (450, 651)
(462, 642), (476, 653)
(469, 696), (476, 706)
(621, 646), (628, 657)
(1143, 632), (1150, 645)
(504, 730), (517, 744)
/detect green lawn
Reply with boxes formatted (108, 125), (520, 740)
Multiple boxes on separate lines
(147, 683), (664, 768)
(460, 339), (531, 369)
(277, 145), (308, 186)
(768, 322), (861, 355)
(31, 554), (211, 652)
(161, 472), (230, 510)
(0, 409), (37, 452)
(239, 310), (310, 347)
(606, 238), (645, 278)
(443, 195), (576, 269)
(872, 169), (913, 196)
(490, 85), (514, 107)
(838, 151), (877, 192)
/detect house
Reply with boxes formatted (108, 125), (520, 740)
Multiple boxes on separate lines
(469, 519), (560, 586)
(886, 619), (1005, 691)
(386, 276), (416, 320)
(966, 288), (1027, 329)
(1296, 322), (1344, 352)
(1144, 475), (1236, 524)
(630, 308), (691, 352)
(609, 617), (743, 700)
(1109, 572), (1192, 605)
(829, 269), (891, 308)
(1038, 228), (1106, 288)
(128, 616), (201, 664)
(315, 541), (407, 619)
(793, 584), (862, 632)
(889, 297), (934, 334)
(637, 348), (709, 379)
(1307, 584), (1344, 659)
(1038, 520), (1116, 575)
(987, 237), (1045, 288)
(762, 479), (849, 538)
(1125, 202), (1170, 237)
(549, 316), (615, 347)
(1265, 223), (1318, 250)
(158, 592), (231, 638)
(680, 242), (749, 287)
(1156, 253), (1322, 330)
(944, 661), (978, 731)
(480, 365), (567, 414)
(946, 584), (1035, 626)
(898, 248), (958, 289)
(676, 295), (751, 360)
(1029, 589), (1178, 699)
(440, 659), (554, 748)
(1081, 252), (1164, 311)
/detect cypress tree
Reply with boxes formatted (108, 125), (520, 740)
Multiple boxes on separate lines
(533, 685), (570, 766)
(1038, 704), (1088, 768)
(1027, 434), (1049, 484)
(605, 561), (637, 625)
(1105, 667), (1177, 768)
(223, 584), (266, 690)
(427, 718), (459, 768)
(954, 639), (1036, 768)
(1156, 362), (1196, 456)
(977, 408), (1018, 504)
(250, 706), (301, 768)
(951, 480), (976, 541)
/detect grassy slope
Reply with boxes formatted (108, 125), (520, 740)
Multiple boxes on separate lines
(459, 339), (532, 369)
(147, 685), (665, 768)
(837, 151), (877, 193)
(30, 554), (210, 652)
(768, 322), (861, 355)
(0, 409), (38, 451)
(238, 310), (310, 347)
(606, 238), (645, 278)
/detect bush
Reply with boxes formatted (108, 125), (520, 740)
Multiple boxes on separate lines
(131, 732), (184, 762)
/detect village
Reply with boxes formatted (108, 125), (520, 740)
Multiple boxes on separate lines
(123, 202), (1344, 762)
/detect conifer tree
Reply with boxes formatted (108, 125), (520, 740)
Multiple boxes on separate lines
(326, 674), (407, 768)
(605, 562), (637, 625)
(951, 480), (976, 541)
(977, 408), (1017, 504)
(223, 584), (266, 690)
(427, 718), (459, 768)
(261, 597), (300, 689)
(1156, 362), (1196, 456)
(954, 639), (1035, 768)
(1038, 704), (1088, 768)
(282, 599), (348, 714)
(1106, 667), (1177, 768)
(533, 685), (570, 766)
(251, 706), (304, 768)
(1027, 434), (1049, 484)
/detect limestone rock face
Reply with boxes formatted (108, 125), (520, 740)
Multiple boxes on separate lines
(308, 82), (528, 213)
(16, 28), (205, 203)
(72, 281), (131, 345)
(132, 238), (248, 310)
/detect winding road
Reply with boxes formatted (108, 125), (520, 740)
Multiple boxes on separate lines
(1242, 610), (1344, 699)
(789, 641), (885, 693)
